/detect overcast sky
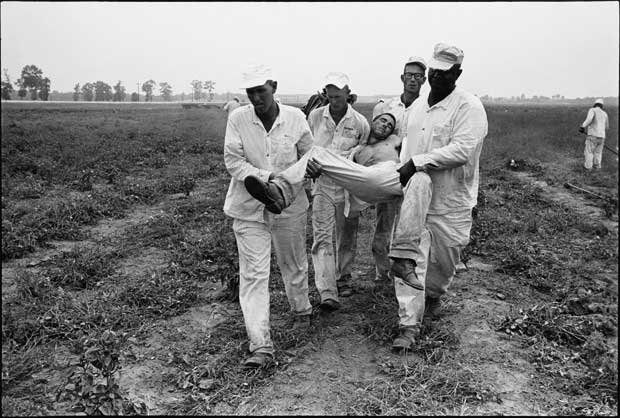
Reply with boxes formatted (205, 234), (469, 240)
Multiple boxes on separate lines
(1, 1), (618, 98)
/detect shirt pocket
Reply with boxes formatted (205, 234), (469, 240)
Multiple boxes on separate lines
(342, 126), (360, 140)
(430, 125), (451, 149)
(336, 126), (361, 151)
(271, 135), (297, 168)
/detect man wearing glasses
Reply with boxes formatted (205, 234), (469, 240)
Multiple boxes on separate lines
(389, 43), (489, 352)
(370, 57), (427, 284)
(373, 56), (427, 138)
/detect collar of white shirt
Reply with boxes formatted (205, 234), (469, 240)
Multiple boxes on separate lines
(249, 104), (285, 129)
(321, 103), (353, 123)
(425, 87), (460, 111)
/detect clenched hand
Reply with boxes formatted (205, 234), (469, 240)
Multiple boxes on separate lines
(305, 158), (323, 179)
(397, 159), (417, 186)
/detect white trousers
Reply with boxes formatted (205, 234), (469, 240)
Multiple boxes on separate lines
(273, 146), (403, 211)
(311, 194), (359, 303)
(233, 211), (312, 355)
(584, 135), (605, 169)
(389, 173), (473, 327)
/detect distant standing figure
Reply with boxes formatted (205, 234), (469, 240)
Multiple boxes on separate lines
(223, 96), (241, 115)
(579, 98), (609, 171)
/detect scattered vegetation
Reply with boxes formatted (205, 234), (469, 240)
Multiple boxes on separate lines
(1, 101), (617, 415)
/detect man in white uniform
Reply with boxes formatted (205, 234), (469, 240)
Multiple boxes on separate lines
(389, 43), (489, 351)
(223, 64), (314, 368)
(579, 98), (609, 171)
(306, 72), (370, 310)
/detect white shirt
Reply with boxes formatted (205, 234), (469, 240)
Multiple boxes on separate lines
(401, 87), (488, 215)
(223, 104), (314, 222)
(373, 96), (416, 139)
(307, 104), (370, 202)
(581, 107), (609, 138)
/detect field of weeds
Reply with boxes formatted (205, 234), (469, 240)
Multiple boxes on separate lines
(1, 100), (618, 415)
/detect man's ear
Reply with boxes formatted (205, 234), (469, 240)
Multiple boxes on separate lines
(400, 74), (405, 84)
(271, 81), (278, 94)
(454, 69), (463, 81)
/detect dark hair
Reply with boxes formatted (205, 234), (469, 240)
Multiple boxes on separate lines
(372, 112), (397, 135)
(373, 112), (396, 124)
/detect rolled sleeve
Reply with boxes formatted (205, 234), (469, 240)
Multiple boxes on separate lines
(581, 109), (594, 128)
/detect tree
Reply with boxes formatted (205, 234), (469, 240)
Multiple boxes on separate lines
(93, 81), (113, 101)
(190, 80), (202, 101)
(73, 83), (80, 101)
(159, 82), (173, 101)
(20, 65), (44, 100)
(141, 79), (156, 102)
(81, 82), (94, 101)
(204, 80), (216, 101)
(1, 69), (14, 100)
(38, 77), (51, 101)
(113, 81), (126, 102)
(16, 78), (27, 100)
(130, 92), (139, 102)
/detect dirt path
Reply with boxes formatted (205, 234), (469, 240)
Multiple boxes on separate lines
(112, 254), (546, 415)
(511, 171), (618, 234)
(229, 257), (540, 415)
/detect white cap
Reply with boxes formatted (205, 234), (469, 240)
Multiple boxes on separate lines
(595, 98), (604, 105)
(324, 72), (350, 89)
(240, 64), (274, 89)
(405, 56), (427, 71)
(428, 43), (464, 71)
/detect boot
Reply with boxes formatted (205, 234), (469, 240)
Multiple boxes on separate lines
(389, 258), (424, 290)
(244, 175), (286, 214)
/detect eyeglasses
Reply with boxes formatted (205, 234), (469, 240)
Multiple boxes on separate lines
(403, 72), (425, 80)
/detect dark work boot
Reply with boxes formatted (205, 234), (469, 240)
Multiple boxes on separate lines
(424, 295), (442, 319)
(392, 325), (421, 352)
(389, 258), (424, 290)
(244, 175), (286, 214)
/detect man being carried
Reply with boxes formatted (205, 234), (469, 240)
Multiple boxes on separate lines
(370, 56), (427, 283)
(244, 111), (425, 291)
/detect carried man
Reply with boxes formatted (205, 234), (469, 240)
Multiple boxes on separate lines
(369, 56), (428, 283)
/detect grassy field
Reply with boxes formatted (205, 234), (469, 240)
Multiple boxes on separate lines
(1, 100), (618, 415)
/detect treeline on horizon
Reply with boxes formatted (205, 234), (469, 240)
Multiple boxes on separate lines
(1, 64), (617, 105)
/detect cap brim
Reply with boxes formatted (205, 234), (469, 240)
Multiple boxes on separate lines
(428, 57), (455, 71)
(324, 82), (347, 89)
(405, 58), (427, 70)
(240, 78), (268, 89)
